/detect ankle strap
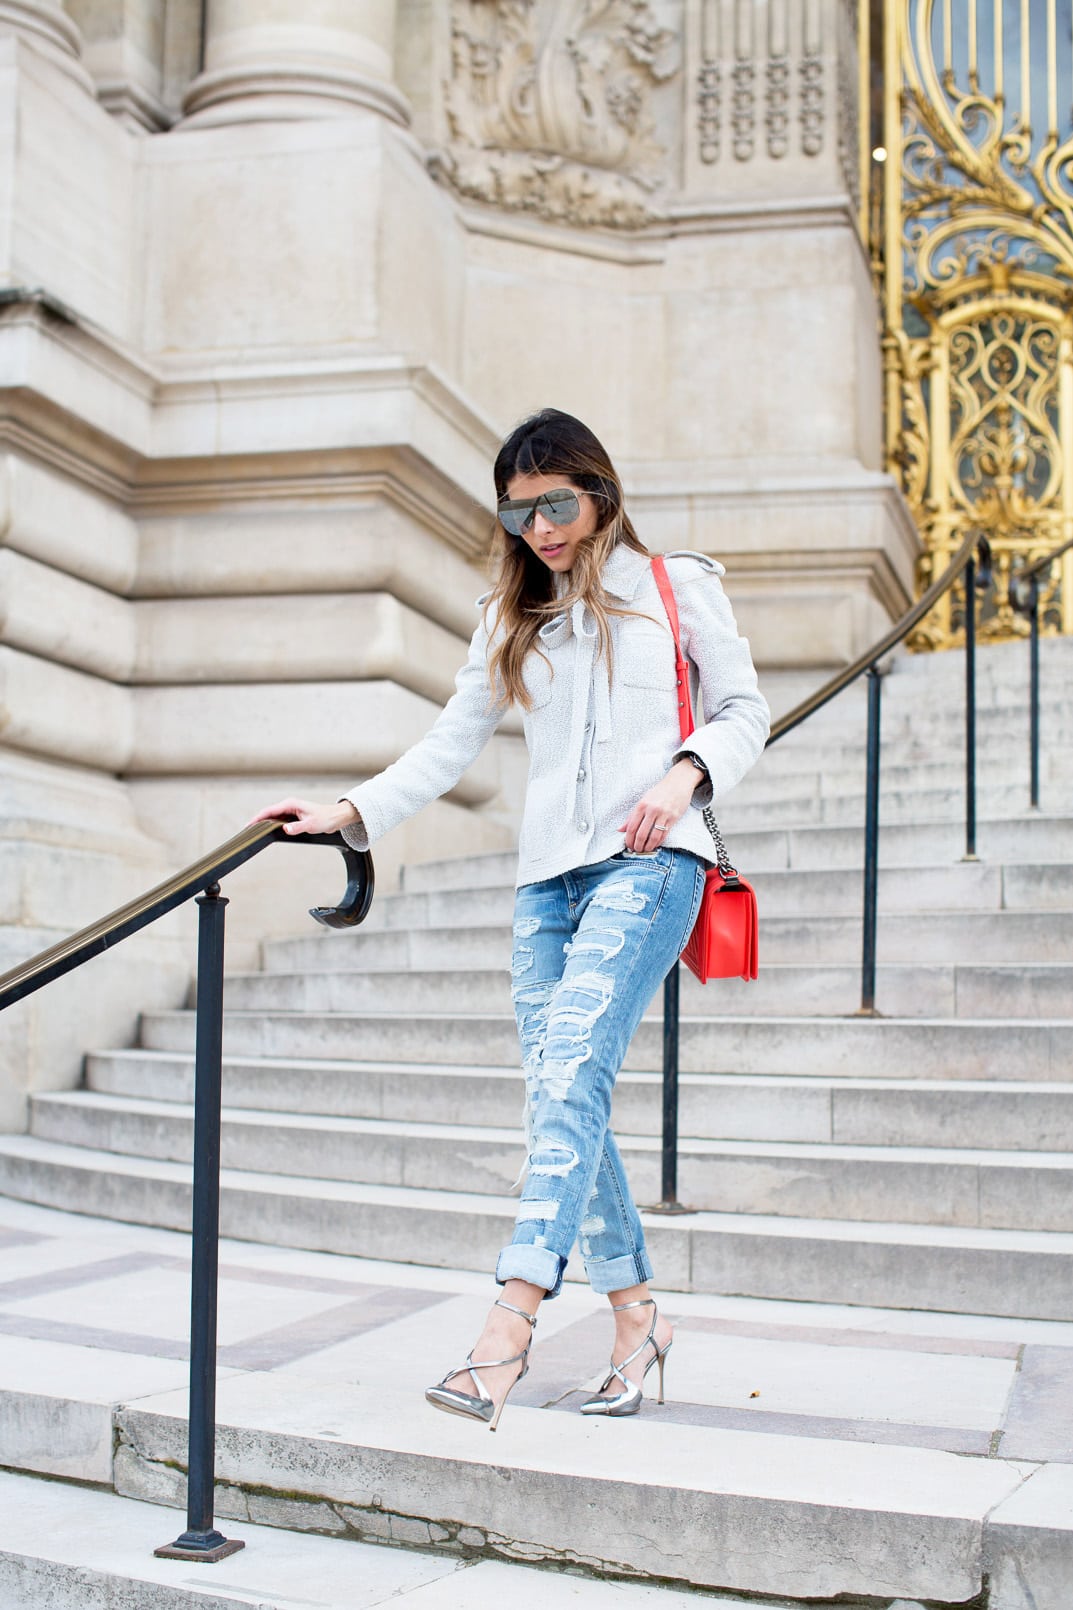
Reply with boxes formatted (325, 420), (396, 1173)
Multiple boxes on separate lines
(610, 1298), (655, 1313)
(496, 1298), (538, 1328)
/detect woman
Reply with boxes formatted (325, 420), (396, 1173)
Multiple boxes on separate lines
(253, 409), (769, 1430)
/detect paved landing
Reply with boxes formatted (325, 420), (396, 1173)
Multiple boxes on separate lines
(1, 1197), (1071, 1607)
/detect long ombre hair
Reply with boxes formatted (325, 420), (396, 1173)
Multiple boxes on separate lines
(484, 409), (649, 709)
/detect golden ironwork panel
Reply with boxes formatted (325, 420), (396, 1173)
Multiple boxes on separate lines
(871, 0), (1073, 646)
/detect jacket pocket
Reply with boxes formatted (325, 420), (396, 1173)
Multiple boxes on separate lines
(617, 618), (678, 689)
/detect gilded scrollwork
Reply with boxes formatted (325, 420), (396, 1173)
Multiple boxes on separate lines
(440, 0), (681, 228)
(880, 0), (1073, 646)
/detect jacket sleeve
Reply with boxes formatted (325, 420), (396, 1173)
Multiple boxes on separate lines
(338, 611), (507, 851)
(669, 560), (770, 804)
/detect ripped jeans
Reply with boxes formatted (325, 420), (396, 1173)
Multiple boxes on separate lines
(497, 848), (705, 1299)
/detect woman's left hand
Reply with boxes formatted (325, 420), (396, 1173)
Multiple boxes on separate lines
(619, 758), (706, 853)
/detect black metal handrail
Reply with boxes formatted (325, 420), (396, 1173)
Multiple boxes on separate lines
(765, 526), (988, 745)
(1009, 533), (1073, 810)
(0, 820), (373, 1011)
(0, 819), (374, 1562)
(655, 528), (994, 1210)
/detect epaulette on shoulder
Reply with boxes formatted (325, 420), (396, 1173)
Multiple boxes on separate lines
(661, 549), (726, 579)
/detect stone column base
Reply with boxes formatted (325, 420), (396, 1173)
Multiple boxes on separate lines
(181, 60), (410, 128)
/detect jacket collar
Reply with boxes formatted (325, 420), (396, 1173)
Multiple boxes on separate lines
(601, 543), (651, 601)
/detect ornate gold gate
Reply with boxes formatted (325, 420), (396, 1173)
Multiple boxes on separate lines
(867, 0), (1073, 645)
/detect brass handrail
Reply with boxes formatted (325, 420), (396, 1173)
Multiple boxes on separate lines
(767, 528), (988, 747)
(0, 820), (373, 1011)
(1013, 532), (1073, 590)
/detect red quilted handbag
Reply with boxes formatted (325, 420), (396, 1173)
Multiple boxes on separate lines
(651, 556), (759, 984)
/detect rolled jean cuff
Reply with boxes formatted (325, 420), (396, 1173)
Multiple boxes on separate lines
(584, 1249), (653, 1296)
(495, 1245), (565, 1299)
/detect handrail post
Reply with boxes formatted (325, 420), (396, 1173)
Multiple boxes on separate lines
(858, 665), (882, 1015)
(649, 962), (691, 1214)
(660, 962), (680, 1207)
(156, 883), (244, 1564)
(1029, 574), (1041, 809)
(964, 556), (978, 860)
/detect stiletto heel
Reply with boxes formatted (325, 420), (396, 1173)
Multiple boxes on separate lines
(425, 1300), (537, 1431)
(579, 1297), (671, 1417)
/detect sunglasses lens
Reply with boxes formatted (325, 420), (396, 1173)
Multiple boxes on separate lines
(497, 490), (581, 537)
(498, 507), (527, 537)
(542, 490), (581, 526)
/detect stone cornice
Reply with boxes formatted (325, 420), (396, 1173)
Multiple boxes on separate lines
(0, 300), (500, 559)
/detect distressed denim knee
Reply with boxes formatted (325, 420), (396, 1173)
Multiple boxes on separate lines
(497, 848), (704, 1299)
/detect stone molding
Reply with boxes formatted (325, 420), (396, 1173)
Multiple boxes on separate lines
(0, 300), (499, 560)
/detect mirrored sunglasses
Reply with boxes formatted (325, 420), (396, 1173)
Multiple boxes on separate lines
(496, 487), (581, 538)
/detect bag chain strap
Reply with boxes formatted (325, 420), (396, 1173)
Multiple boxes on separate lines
(650, 555), (741, 883)
(702, 804), (738, 880)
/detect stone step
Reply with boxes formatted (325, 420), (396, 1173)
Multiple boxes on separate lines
(139, 1008), (1072, 1082)
(261, 910), (1073, 983)
(731, 753), (1073, 807)
(5, 1368), (1061, 1610)
(262, 863), (1073, 969)
(394, 815), (1073, 895)
(716, 781), (1063, 831)
(740, 723), (1073, 777)
(1, 1136), (1072, 1318)
(221, 960), (1073, 1020)
(106, 1372), (1050, 1607)
(87, 1051), (1073, 1152)
(0, 1471), (519, 1610)
(30, 1091), (1073, 1230)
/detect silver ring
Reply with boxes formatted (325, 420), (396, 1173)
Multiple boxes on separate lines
(656, 822), (669, 831)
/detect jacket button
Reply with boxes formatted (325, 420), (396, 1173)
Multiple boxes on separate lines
(578, 821), (589, 833)
(577, 769), (586, 781)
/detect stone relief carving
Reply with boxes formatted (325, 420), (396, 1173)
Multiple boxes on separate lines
(730, 0), (755, 161)
(696, 0), (721, 164)
(835, 0), (859, 209)
(766, 54), (790, 158)
(439, 0), (682, 228)
(799, 0), (824, 158)
(695, 0), (831, 167)
(765, 0), (789, 158)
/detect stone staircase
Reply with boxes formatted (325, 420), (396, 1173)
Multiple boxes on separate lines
(1, 637), (1072, 1319)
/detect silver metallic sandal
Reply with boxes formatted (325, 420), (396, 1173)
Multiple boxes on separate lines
(425, 1299), (538, 1432)
(579, 1297), (671, 1417)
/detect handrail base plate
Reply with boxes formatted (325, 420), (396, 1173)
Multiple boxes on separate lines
(155, 1534), (245, 1563)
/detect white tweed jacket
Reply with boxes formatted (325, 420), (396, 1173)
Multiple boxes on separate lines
(341, 544), (770, 887)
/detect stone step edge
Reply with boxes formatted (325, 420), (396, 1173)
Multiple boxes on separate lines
(2, 1136), (1071, 1253)
(401, 812), (1073, 874)
(84, 1048), (1073, 1096)
(142, 1007), (1073, 1030)
(222, 960), (1073, 988)
(33, 1090), (1073, 1169)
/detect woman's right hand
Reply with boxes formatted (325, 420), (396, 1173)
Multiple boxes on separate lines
(247, 798), (360, 837)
